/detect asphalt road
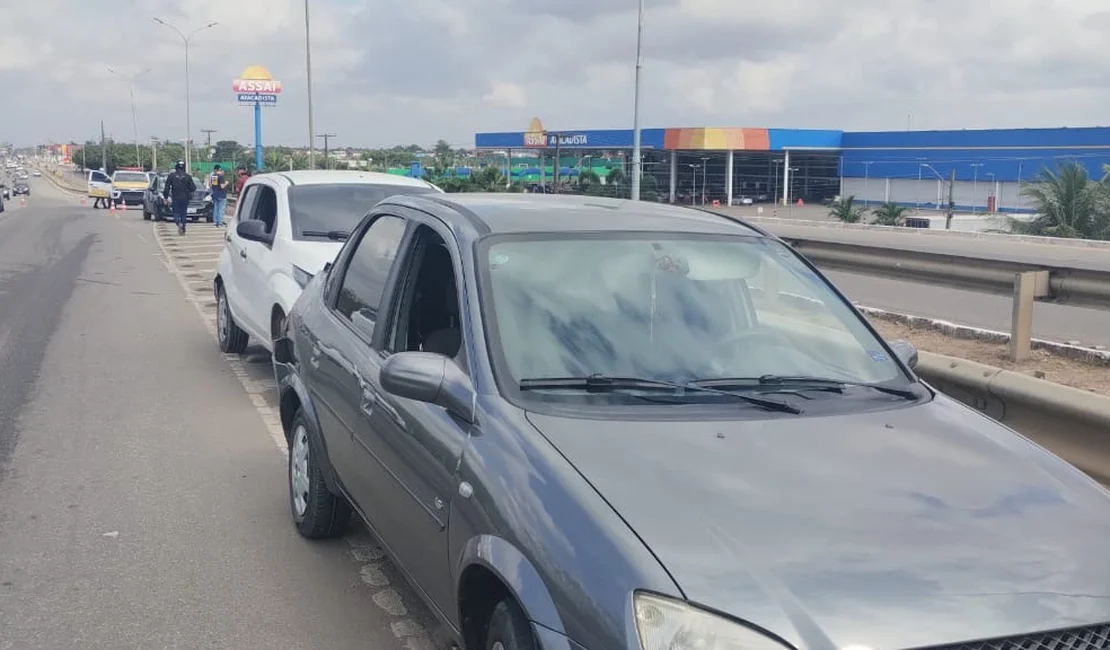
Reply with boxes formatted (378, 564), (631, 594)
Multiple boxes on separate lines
(825, 271), (1110, 349)
(759, 219), (1110, 271)
(717, 214), (1110, 349)
(0, 178), (443, 650)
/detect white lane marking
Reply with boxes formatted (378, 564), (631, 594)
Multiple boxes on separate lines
(161, 243), (226, 250)
(151, 222), (437, 648)
(372, 589), (408, 617)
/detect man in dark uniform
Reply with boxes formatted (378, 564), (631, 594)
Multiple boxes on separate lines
(163, 161), (196, 235)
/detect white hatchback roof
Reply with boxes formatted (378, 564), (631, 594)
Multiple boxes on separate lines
(258, 169), (439, 190)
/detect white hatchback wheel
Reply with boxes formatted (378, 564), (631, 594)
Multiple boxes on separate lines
(217, 290), (230, 344)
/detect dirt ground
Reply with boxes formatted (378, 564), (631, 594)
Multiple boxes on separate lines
(870, 318), (1110, 396)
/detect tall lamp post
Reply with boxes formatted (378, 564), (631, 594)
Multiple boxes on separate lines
(108, 67), (151, 169)
(630, 0), (645, 201)
(153, 17), (218, 174)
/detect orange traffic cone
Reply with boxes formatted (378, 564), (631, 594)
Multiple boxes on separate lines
(80, 197), (87, 206)
(20, 197), (26, 207)
(120, 201), (127, 211)
(109, 200), (116, 213)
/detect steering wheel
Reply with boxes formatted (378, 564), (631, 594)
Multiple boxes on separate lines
(712, 328), (793, 363)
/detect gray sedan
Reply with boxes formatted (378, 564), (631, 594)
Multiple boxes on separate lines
(274, 193), (1110, 650)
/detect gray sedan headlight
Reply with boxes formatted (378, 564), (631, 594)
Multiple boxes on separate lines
(634, 593), (791, 650)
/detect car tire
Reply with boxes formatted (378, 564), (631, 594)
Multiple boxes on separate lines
(216, 284), (249, 354)
(288, 409), (351, 539)
(485, 599), (534, 650)
(142, 208), (151, 220)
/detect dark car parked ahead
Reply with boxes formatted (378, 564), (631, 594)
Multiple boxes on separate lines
(12, 182), (30, 196)
(267, 193), (1110, 650)
(143, 174), (213, 222)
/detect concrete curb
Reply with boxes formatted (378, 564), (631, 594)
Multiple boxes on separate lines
(916, 351), (1110, 484)
(37, 167), (85, 195)
(731, 214), (1110, 250)
(859, 305), (1110, 366)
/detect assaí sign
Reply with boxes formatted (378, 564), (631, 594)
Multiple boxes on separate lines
(523, 117), (546, 148)
(549, 133), (588, 146)
(233, 78), (282, 94)
(522, 118), (590, 148)
(233, 65), (283, 106)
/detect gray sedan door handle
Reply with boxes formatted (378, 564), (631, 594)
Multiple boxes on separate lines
(309, 345), (321, 369)
(239, 249), (247, 260)
(358, 378), (376, 416)
(374, 394), (407, 431)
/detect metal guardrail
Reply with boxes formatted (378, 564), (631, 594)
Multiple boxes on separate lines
(918, 351), (1110, 485)
(783, 238), (1110, 361)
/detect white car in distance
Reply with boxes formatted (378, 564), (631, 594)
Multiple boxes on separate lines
(214, 170), (443, 354)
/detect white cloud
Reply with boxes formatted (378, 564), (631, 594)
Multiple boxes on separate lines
(4, 0), (1110, 148)
(482, 82), (527, 109)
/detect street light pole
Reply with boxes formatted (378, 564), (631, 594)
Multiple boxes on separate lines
(630, 0), (645, 201)
(305, 0), (316, 170)
(153, 18), (217, 174)
(108, 67), (150, 169)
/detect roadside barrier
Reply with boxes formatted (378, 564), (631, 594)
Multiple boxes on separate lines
(918, 351), (1110, 485)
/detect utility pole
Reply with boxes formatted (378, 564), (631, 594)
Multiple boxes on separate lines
(100, 120), (107, 171)
(151, 137), (160, 171)
(945, 168), (955, 230)
(316, 133), (336, 170)
(202, 129), (217, 166)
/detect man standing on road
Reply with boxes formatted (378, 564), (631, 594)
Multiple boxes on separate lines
(163, 161), (196, 236)
(234, 166), (249, 195)
(209, 164), (228, 227)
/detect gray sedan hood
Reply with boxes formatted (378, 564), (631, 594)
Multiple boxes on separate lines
(526, 396), (1110, 650)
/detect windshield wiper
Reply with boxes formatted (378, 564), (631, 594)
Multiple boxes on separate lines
(692, 375), (919, 400)
(301, 229), (350, 241)
(518, 374), (802, 414)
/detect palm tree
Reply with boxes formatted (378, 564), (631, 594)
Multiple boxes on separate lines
(871, 202), (909, 226)
(263, 149), (287, 171)
(1010, 162), (1110, 239)
(828, 195), (866, 223)
(433, 139), (456, 169)
(469, 166), (508, 191)
(578, 169), (601, 187)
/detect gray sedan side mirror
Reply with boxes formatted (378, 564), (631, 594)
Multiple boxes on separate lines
(380, 352), (475, 424)
(889, 340), (919, 369)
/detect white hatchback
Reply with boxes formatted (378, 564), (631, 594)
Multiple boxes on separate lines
(214, 170), (442, 354)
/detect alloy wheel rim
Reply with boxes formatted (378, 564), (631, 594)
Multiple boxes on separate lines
(291, 425), (310, 517)
(218, 291), (229, 343)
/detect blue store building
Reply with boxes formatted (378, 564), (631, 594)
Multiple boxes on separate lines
(476, 120), (1110, 212)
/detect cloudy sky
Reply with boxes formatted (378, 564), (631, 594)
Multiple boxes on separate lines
(2, 0), (1109, 149)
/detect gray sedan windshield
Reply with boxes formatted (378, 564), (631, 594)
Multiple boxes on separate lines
(482, 234), (905, 390)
